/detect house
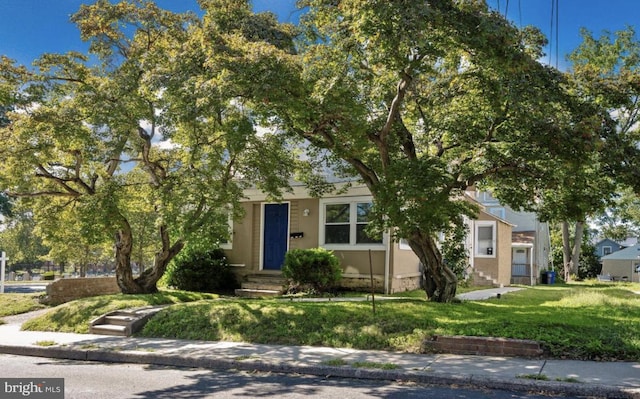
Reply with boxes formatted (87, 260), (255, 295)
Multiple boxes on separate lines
(223, 181), (535, 295)
(594, 238), (625, 259)
(465, 206), (513, 287)
(468, 190), (551, 286)
(600, 244), (640, 282)
(224, 181), (421, 294)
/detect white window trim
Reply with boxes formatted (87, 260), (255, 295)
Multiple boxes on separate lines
(602, 246), (612, 256)
(319, 196), (386, 251)
(475, 220), (496, 258)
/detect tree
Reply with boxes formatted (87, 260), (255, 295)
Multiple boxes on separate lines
(549, 225), (601, 280)
(235, 0), (598, 301)
(593, 188), (640, 240)
(0, 205), (49, 272)
(0, 0), (296, 293)
(542, 26), (640, 280)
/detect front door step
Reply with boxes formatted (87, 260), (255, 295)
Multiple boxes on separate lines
(235, 274), (287, 298)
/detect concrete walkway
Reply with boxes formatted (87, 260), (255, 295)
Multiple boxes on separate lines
(1, 289), (639, 398)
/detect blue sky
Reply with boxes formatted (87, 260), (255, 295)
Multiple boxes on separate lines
(1, 1), (639, 69)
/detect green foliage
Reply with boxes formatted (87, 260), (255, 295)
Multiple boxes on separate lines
(593, 188), (640, 240)
(41, 271), (55, 281)
(550, 225), (602, 279)
(282, 248), (342, 294)
(441, 219), (470, 281)
(165, 248), (239, 293)
(0, 293), (46, 319)
(577, 243), (602, 280)
(0, 0), (298, 293)
(139, 284), (640, 360)
(21, 290), (216, 333)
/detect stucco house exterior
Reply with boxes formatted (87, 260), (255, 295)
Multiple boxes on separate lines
(223, 182), (530, 295)
(467, 189), (551, 285)
(224, 182), (420, 294)
(600, 244), (640, 282)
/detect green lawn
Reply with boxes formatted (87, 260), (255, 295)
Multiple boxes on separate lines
(19, 283), (640, 361)
(0, 293), (47, 321)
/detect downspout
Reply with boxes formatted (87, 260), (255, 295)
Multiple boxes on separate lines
(547, 222), (553, 272)
(530, 244), (534, 286)
(468, 218), (475, 273)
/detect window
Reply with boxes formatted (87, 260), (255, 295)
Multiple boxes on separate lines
(220, 212), (233, 250)
(321, 198), (383, 249)
(602, 246), (612, 256)
(325, 203), (350, 244)
(475, 221), (496, 257)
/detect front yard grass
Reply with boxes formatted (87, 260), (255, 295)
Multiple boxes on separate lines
(19, 283), (640, 361)
(0, 293), (47, 322)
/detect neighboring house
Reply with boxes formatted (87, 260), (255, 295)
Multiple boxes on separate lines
(465, 206), (513, 288)
(468, 189), (551, 286)
(224, 182), (536, 294)
(600, 244), (640, 282)
(594, 238), (624, 258)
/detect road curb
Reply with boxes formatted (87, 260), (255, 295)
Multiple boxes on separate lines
(0, 345), (637, 399)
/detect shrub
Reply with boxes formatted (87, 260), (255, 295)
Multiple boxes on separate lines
(41, 271), (55, 281)
(282, 248), (342, 294)
(165, 248), (239, 293)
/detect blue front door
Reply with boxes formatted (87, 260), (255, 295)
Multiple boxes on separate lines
(263, 203), (289, 270)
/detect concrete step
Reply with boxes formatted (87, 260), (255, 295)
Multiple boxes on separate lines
(104, 314), (136, 326)
(89, 324), (128, 336)
(88, 306), (165, 337)
(472, 271), (500, 287)
(241, 281), (285, 291)
(235, 288), (281, 298)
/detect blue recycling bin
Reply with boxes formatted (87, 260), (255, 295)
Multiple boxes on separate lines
(541, 270), (556, 284)
(547, 271), (555, 284)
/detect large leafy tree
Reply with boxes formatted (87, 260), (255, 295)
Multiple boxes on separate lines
(542, 27), (640, 279)
(0, 0), (295, 293)
(0, 204), (49, 272)
(235, 0), (599, 301)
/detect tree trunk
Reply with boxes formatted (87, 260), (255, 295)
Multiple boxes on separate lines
(572, 221), (584, 278)
(135, 225), (184, 292)
(561, 221), (572, 281)
(561, 221), (584, 282)
(407, 230), (458, 302)
(114, 220), (142, 293)
(114, 220), (183, 294)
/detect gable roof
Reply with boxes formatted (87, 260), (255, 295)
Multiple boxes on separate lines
(595, 238), (619, 247)
(601, 244), (640, 261)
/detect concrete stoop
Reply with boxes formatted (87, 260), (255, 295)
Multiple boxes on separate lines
(471, 271), (500, 288)
(235, 274), (286, 298)
(89, 306), (165, 337)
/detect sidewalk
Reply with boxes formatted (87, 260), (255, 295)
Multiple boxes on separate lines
(1, 291), (639, 398)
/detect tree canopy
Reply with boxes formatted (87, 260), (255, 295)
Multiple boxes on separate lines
(230, 0), (605, 301)
(1, 0), (636, 300)
(0, 0), (297, 293)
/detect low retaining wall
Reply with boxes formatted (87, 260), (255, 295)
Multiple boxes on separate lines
(45, 277), (120, 305)
(423, 335), (543, 358)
